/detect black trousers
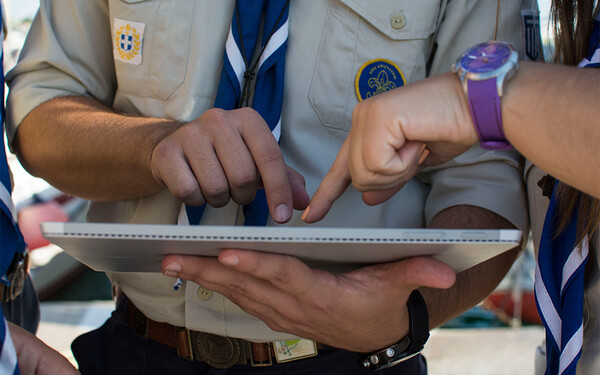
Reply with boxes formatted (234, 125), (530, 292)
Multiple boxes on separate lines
(72, 300), (427, 375)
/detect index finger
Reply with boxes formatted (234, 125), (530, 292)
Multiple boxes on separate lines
(302, 136), (352, 223)
(238, 109), (293, 223)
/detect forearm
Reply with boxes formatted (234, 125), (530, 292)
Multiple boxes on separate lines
(423, 64), (598, 197)
(502, 62), (599, 197)
(13, 96), (180, 201)
(420, 205), (519, 329)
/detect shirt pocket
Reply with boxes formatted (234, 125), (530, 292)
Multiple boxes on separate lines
(309, 0), (441, 131)
(110, 0), (195, 100)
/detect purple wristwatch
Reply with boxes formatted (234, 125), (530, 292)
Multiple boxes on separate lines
(452, 41), (519, 150)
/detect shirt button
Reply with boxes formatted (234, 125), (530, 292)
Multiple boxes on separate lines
(196, 287), (212, 301)
(391, 14), (406, 30)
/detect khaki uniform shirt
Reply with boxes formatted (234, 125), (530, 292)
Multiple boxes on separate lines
(7, 0), (531, 342)
(526, 163), (599, 375)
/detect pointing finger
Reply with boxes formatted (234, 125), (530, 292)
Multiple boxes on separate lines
(302, 137), (352, 223)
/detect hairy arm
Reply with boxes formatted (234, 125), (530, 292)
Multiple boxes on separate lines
(13, 96), (307, 220)
(501, 62), (599, 197)
(421, 205), (519, 329)
(13, 96), (179, 201)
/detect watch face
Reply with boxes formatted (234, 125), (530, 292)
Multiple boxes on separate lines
(459, 42), (513, 73)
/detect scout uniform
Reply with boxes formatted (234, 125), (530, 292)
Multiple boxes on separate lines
(6, 0), (534, 371)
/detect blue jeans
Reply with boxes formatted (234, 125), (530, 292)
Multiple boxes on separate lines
(72, 310), (427, 375)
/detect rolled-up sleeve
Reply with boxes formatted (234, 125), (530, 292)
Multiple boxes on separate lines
(5, 0), (116, 147)
(420, 148), (528, 231)
(419, 0), (536, 232)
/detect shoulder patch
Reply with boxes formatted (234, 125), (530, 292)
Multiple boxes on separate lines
(355, 59), (406, 102)
(521, 10), (542, 61)
(113, 18), (145, 65)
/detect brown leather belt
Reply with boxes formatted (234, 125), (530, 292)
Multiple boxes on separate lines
(118, 293), (323, 369)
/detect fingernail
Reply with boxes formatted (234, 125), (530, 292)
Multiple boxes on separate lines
(301, 205), (311, 222)
(274, 204), (291, 222)
(418, 148), (430, 166)
(163, 263), (182, 277)
(220, 255), (239, 266)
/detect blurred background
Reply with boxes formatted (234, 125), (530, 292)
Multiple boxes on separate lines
(4, 1), (551, 374)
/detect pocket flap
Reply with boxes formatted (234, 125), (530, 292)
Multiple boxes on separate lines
(340, 0), (440, 39)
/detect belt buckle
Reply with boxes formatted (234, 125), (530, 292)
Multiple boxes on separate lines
(273, 339), (318, 363)
(175, 328), (195, 361)
(1, 251), (28, 303)
(191, 332), (241, 369)
(249, 342), (273, 367)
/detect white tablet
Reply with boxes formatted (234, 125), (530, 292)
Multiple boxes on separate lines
(41, 222), (522, 273)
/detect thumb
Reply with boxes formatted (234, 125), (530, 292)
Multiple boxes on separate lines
(384, 257), (456, 290)
(361, 184), (406, 206)
(286, 166), (310, 210)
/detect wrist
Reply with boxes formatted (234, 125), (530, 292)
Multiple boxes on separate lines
(445, 72), (480, 147)
(361, 290), (430, 370)
(452, 41), (519, 150)
(148, 120), (186, 182)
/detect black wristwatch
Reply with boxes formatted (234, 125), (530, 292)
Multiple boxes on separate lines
(361, 290), (429, 370)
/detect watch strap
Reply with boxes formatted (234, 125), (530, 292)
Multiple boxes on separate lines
(405, 288), (429, 352)
(467, 79), (511, 150)
(361, 290), (429, 369)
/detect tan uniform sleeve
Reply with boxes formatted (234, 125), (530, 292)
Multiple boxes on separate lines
(5, 0), (116, 148)
(419, 0), (537, 232)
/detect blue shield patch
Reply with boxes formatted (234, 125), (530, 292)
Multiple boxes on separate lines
(120, 34), (133, 52)
(355, 59), (406, 102)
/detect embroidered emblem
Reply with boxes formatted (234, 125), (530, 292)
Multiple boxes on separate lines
(273, 339), (318, 363)
(521, 10), (542, 61)
(113, 18), (145, 65)
(355, 59), (406, 102)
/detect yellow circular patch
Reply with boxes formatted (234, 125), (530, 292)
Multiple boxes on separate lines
(355, 59), (406, 102)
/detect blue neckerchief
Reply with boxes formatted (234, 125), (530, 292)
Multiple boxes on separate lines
(0, 6), (24, 373)
(185, 0), (289, 226)
(0, 6), (27, 287)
